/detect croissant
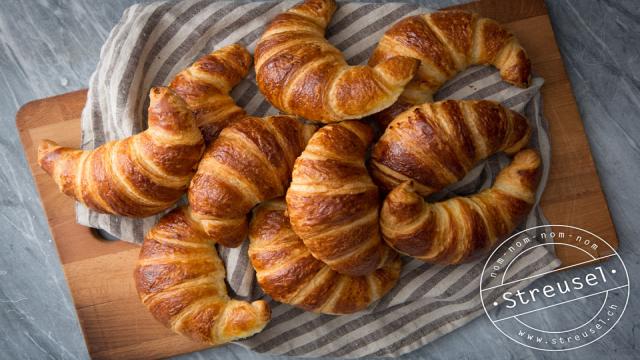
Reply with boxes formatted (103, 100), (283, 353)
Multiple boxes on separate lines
(254, 0), (419, 123)
(249, 200), (401, 314)
(380, 149), (541, 264)
(169, 44), (252, 142)
(38, 87), (204, 217)
(370, 99), (530, 196)
(189, 116), (316, 248)
(134, 206), (270, 344)
(286, 121), (385, 276)
(369, 10), (531, 126)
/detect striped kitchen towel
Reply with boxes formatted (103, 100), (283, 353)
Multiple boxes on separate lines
(78, 0), (560, 357)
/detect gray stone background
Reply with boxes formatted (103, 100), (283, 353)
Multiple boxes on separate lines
(0, 0), (638, 359)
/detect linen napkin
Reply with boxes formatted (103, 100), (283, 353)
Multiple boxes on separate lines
(78, 1), (560, 357)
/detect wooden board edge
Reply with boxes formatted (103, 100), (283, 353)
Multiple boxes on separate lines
(15, 90), (132, 358)
(445, 0), (548, 22)
(529, 15), (620, 260)
(16, 89), (88, 131)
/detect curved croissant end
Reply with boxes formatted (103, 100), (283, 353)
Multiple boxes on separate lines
(370, 99), (531, 196)
(380, 149), (541, 264)
(286, 121), (386, 276)
(134, 206), (270, 345)
(170, 44), (252, 142)
(249, 200), (401, 314)
(255, 0), (419, 123)
(188, 116), (316, 248)
(370, 10), (532, 126)
(38, 87), (204, 217)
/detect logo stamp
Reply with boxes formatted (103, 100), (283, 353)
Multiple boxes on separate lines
(480, 225), (629, 351)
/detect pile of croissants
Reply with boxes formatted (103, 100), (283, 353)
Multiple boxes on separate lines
(37, 0), (542, 346)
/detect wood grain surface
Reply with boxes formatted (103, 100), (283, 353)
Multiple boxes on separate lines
(15, 0), (619, 358)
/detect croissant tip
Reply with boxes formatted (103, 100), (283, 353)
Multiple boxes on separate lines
(386, 181), (423, 208)
(513, 148), (541, 167)
(251, 300), (272, 322)
(149, 86), (170, 97)
(149, 86), (191, 114)
(38, 139), (59, 150)
(398, 180), (415, 191)
(37, 139), (61, 174)
(37, 139), (60, 162)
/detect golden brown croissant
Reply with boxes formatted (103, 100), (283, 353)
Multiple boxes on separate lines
(189, 116), (316, 248)
(134, 206), (270, 345)
(369, 10), (531, 126)
(254, 0), (419, 123)
(38, 87), (204, 217)
(249, 200), (401, 314)
(169, 44), (252, 142)
(286, 121), (386, 276)
(370, 99), (531, 196)
(380, 149), (541, 264)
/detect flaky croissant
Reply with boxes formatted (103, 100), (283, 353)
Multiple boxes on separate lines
(169, 44), (252, 142)
(38, 87), (204, 217)
(254, 0), (419, 123)
(249, 200), (401, 314)
(134, 206), (270, 345)
(189, 116), (316, 248)
(370, 100), (530, 196)
(369, 10), (531, 126)
(380, 149), (541, 264)
(286, 121), (386, 276)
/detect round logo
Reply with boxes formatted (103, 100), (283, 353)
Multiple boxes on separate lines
(479, 225), (629, 351)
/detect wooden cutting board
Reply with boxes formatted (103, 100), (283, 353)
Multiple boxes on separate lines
(16, 0), (619, 359)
